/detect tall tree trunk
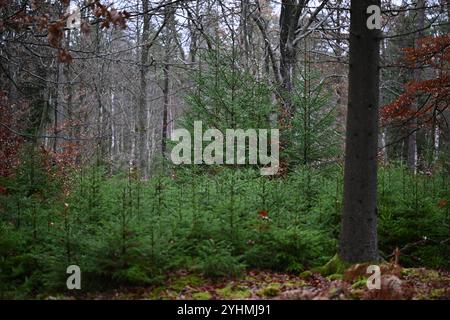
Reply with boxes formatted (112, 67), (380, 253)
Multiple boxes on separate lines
(240, 0), (250, 67)
(65, 29), (73, 138)
(443, 0), (450, 174)
(380, 37), (388, 165)
(187, 0), (200, 64)
(53, 59), (62, 153)
(161, 6), (175, 159)
(162, 58), (170, 157)
(110, 90), (116, 166)
(340, 0), (381, 263)
(138, 0), (151, 177)
(279, 0), (302, 115)
(407, 0), (426, 173)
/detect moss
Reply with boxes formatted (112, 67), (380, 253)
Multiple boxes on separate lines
(327, 273), (343, 281)
(429, 288), (446, 299)
(257, 283), (281, 298)
(351, 278), (368, 289)
(313, 254), (351, 276)
(148, 286), (167, 300)
(244, 275), (257, 282)
(216, 284), (251, 299)
(192, 291), (212, 300)
(284, 280), (306, 288)
(299, 270), (313, 279)
(421, 270), (440, 282)
(149, 274), (205, 299)
(328, 286), (341, 297)
(170, 274), (204, 291)
(400, 268), (419, 277)
(416, 287), (447, 300)
(401, 268), (441, 282)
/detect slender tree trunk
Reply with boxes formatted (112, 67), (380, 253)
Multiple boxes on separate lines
(162, 62), (170, 157)
(380, 38), (389, 165)
(161, 6), (175, 158)
(138, 0), (151, 177)
(240, 0), (250, 67)
(433, 124), (440, 163)
(110, 90), (116, 166)
(407, 0), (426, 173)
(53, 60), (62, 153)
(65, 29), (73, 138)
(340, 0), (381, 263)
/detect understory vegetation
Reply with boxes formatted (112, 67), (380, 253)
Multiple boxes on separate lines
(0, 152), (448, 298)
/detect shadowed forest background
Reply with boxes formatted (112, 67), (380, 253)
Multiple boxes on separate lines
(0, 0), (449, 300)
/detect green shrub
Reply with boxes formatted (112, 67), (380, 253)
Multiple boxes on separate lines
(193, 239), (245, 278)
(0, 148), (448, 298)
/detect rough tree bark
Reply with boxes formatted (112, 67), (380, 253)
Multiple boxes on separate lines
(279, 0), (304, 115)
(339, 0), (381, 263)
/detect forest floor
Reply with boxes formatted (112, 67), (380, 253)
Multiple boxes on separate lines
(51, 267), (449, 300)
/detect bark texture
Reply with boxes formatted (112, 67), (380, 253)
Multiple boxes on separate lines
(340, 0), (381, 263)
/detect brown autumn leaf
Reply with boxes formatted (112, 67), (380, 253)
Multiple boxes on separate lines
(438, 199), (448, 208)
(58, 49), (73, 63)
(48, 21), (64, 48)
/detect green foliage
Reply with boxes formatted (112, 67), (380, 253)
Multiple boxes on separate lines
(182, 53), (275, 132)
(193, 239), (244, 278)
(378, 165), (450, 267)
(0, 145), (448, 298)
(284, 72), (342, 166)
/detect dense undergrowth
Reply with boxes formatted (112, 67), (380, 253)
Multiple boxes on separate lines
(0, 148), (448, 298)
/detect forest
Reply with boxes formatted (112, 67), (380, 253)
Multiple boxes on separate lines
(0, 0), (449, 300)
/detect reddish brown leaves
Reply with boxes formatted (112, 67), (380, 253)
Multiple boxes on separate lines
(0, 88), (80, 178)
(48, 21), (65, 48)
(0, 91), (25, 177)
(1, 0), (129, 63)
(90, 1), (129, 30)
(381, 35), (450, 128)
(58, 49), (73, 63)
(438, 199), (448, 209)
(258, 210), (269, 218)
